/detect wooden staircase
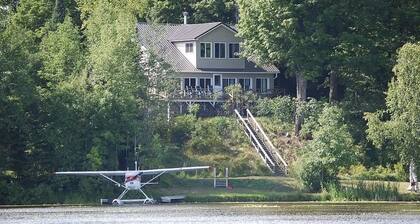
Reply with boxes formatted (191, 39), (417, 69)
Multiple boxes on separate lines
(234, 109), (288, 175)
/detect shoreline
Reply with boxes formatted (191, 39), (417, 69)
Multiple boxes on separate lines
(1, 201), (420, 209)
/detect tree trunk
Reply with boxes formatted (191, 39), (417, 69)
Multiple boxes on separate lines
(294, 73), (307, 136)
(329, 71), (338, 103)
(409, 160), (418, 192)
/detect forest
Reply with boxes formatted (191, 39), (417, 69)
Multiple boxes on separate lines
(0, 0), (419, 204)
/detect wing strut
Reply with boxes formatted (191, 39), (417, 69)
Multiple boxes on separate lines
(100, 174), (125, 189)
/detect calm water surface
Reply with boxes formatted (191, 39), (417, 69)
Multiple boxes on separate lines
(1, 203), (420, 224)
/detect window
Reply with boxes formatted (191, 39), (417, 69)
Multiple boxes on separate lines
(222, 78), (236, 88)
(214, 75), (221, 86)
(184, 78), (196, 88)
(200, 43), (211, 58)
(256, 78), (268, 93)
(199, 78), (212, 88)
(238, 78), (251, 90)
(229, 43), (240, 58)
(185, 43), (193, 53)
(214, 43), (226, 58)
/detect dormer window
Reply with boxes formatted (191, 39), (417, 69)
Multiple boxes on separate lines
(185, 43), (193, 53)
(214, 43), (226, 58)
(229, 43), (240, 58)
(200, 42), (211, 58)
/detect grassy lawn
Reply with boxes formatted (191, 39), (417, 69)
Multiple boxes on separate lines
(146, 176), (315, 202)
(142, 176), (420, 202)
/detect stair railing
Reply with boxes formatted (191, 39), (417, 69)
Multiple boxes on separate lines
(234, 109), (275, 171)
(245, 109), (288, 172)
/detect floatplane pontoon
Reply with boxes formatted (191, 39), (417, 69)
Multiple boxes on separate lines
(56, 164), (209, 205)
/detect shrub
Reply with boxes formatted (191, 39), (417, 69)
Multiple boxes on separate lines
(170, 114), (196, 144)
(326, 181), (400, 201)
(255, 96), (295, 123)
(294, 153), (337, 192)
(340, 163), (407, 182)
(294, 106), (359, 192)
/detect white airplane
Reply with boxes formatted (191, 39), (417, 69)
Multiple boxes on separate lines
(56, 165), (209, 205)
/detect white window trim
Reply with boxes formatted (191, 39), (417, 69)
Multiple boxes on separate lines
(185, 42), (194, 53)
(222, 78), (236, 88)
(214, 42), (227, 59)
(256, 77), (269, 92)
(228, 42), (240, 59)
(213, 74), (222, 87)
(198, 77), (212, 88)
(238, 77), (252, 90)
(182, 77), (198, 89)
(200, 42), (212, 58)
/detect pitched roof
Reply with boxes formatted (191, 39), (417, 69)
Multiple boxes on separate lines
(167, 22), (222, 41)
(136, 22), (279, 74)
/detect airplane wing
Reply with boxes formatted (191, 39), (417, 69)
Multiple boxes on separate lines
(55, 171), (128, 176)
(139, 166), (210, 175)
(55, 166), (210, 176)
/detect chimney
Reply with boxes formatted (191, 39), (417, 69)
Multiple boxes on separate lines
(183, 11), (188, 24)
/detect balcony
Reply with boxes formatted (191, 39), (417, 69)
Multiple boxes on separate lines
(168, 86), (279, 103)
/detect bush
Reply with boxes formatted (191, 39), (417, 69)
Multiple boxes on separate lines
(340, 163), (407, 182)
(294, 106), (359, 192)
(293, 153), (338, 192)
(170, 115), (196, 144)
(325, 181), (400, 201)
(254, 96), (295, 123)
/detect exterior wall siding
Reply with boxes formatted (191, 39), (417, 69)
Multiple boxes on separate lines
(174, 41), (196, 67)
(195, 26), (245, 69)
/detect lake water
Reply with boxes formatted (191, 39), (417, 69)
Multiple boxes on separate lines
(1, 203), (420, 224)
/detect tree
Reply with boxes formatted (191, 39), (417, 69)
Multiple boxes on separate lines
(296, 105), (358, 191)
(223, 84), (257, 114)
(237, 0), (328, 135)
(39, 16), (83, 84)
(135, 0), (237, 24)
(192, 0), (237, 24)
(365, 43), (420, 187)
(52, 0), (65, 23)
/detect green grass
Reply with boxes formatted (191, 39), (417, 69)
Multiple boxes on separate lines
(142, 176), (420, 203)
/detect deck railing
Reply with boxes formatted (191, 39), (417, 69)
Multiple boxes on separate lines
(168, 87), (276, 102)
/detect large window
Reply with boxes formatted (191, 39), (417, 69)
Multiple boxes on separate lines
(222, 78), (236, 88)
(229, 43), (240, 58)
(238, 78), (251, 90)
(199, 78), (211, 89)
(256, 78), (268, 93)
(185, 43), (193, 53)
(214, 75), (221, 86)
(214, 43), (226, 58)
(200, 42), (211, 58)
(184, 78), (196, 88)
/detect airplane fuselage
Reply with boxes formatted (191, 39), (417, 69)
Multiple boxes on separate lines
(125, 171), (141, 190)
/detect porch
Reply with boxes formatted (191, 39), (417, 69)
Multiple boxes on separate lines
(168, 86), (276, 103)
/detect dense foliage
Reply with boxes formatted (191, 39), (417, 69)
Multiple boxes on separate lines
(294, 106), (359, 191)
(0, 0), (419, 203)
(365, 43), (420, 167)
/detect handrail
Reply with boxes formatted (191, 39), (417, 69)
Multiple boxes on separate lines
(246, 109), (288, 168)
(234, 109), (275, 168)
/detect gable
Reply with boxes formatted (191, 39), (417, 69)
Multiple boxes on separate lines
(197, 24), (241, 43)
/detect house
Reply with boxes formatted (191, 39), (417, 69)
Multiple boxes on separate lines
(137, 18), (279, 113)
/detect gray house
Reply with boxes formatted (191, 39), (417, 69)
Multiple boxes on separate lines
(137, 21), (279, 111)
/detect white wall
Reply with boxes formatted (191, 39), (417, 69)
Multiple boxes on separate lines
(174, 41), (196, 67)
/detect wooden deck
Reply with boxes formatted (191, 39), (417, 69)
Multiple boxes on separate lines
(168, 88), (276, 103)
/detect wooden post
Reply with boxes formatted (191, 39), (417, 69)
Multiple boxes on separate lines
(225, 167), (229, 188)
(213, 167), (217, 188)
(167, 102), (170, 122)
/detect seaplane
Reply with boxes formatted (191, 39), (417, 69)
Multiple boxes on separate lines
(56, 162), (209, 205)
